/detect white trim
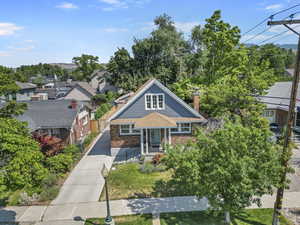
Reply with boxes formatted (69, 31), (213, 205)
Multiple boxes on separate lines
(109, 79), (205, 121)
(145, 93), (165, 110)
(119, 124), (141, 135)
(171, 122), (192, 134)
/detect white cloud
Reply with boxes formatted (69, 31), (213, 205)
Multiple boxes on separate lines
(265, 4), (283, 10)
(102, 27), (129, 32)
(56, 2), (79, 9)
(175, 21), (199, 33)
(8, 45), (35, 51)
(0, 23), (23, 36)
(99, 0), (149, 11)
(0, 51), (11, 57)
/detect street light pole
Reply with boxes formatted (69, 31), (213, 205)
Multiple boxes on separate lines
(101, 164), (114, 225)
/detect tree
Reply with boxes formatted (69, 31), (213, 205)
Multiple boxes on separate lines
(72, 54), (103, 82)
(164, 118), (282, 224)
(107, 14), (190, 91)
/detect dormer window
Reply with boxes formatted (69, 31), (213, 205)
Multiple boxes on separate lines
(145, 94), (164, 110)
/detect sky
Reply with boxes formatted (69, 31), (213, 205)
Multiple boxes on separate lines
(1, 0), (300, 67)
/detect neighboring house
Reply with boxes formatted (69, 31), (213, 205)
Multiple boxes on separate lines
(5, 81), (37, 101)
(109, 79), (206, 156)
(285, 68), (294, 77)
(259, 81), (300, 128)
(89, 70), (118, 93)
(64, 82), (97, 103)
(17, 100), (92, 144)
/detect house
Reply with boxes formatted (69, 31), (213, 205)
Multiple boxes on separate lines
(64, 82), (97, 103)
(17, 99), (92, 144)
(259, 81), (300, 128)
(5, 81), (37, 101)
(109, 79), (206, 156)
(89, 70), (118, 93)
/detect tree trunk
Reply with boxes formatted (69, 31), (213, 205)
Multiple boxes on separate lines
(225, 211), (231, 224)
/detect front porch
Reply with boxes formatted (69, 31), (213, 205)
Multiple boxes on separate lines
(140, 128), (172, 155)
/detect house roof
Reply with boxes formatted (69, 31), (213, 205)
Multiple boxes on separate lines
(258, 81), (300, 111)
(16, 100), (83, 131)
(110, 78), (205, 121)
(75, 82), (97, 96)
(16, 81), (36, 90)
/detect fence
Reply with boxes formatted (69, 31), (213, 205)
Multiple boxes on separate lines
(90, 105), (120, 133)
(113, 149), (141, 164)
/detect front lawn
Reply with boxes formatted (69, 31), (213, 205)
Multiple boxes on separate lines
(85, 214), (152, 225)
(99, 162), (172, 200)
(160, 209), (293, 225)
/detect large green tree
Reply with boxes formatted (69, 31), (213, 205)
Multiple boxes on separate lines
(72, 54), (103, 82)
(164, 118), (282, 224)
(107, 14), (190, 91)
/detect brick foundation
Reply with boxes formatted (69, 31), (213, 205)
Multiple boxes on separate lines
(110, 125), (140, 148)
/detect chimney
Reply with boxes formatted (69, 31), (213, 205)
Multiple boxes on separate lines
(70, 100), (77, 109)
(193, 88), (200, 112)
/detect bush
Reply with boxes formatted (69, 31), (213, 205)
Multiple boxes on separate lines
(62, 144), (81, 158)
(152, 153), (165, 165)
(94, 103), (112, 120)
(46, 154), (74, 175)
(83, 132), (98, 149)
(140, 162), (156, 174)
(39, 186), (59, 202)
(41, 173), (58, 188)
(18, 192), (39, 206)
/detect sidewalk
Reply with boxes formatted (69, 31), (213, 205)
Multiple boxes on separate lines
(51, 130), (113, 205)
(2, 193), (300, 224)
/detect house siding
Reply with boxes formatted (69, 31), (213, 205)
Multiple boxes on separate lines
(110, 125), (140, 148)
(276, 109), (288, 128)
(115, 84), (197, 119)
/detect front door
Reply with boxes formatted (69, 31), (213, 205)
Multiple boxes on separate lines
(150, 129), (161, 147)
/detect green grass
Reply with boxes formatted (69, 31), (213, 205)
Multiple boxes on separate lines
(99, 163), (172, 200)
(85, 214), (152, 225)
(160, 209), (293, 225)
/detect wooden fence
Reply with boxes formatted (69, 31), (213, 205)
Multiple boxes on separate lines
(90, 105), (119, 133)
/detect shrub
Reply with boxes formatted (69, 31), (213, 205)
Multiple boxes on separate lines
(63, 144), (81, 158)
(41, 173), (58, 188)
(94, 103), (112, 120)
(46, 154), (74, 175)
(18, 192), (39, 206)
(152, 153), (165, 165)
(140, 162), (155, 174)
(39, 186), (59, 202)
(83, 132), (98, 149)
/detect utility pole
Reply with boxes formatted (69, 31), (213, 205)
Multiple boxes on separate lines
(267, 19), (300, 225)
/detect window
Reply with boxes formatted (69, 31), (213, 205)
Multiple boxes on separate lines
(263, 110), (274, 117)
(145, 94), (164, 110)
(171, 123), (192, 134)
(120, 124), (140, 135)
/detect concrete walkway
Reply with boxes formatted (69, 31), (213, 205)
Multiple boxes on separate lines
(2, 193), (300, 224)
(51, 130), (113, 205)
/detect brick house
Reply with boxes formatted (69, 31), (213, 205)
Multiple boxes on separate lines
(109, 79), (206, 155)
(17, 99), (92, 144)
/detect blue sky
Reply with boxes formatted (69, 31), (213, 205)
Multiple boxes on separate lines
(1, 0), (300, 67)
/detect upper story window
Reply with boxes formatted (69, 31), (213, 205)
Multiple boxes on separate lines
(145, 94), (165, 110)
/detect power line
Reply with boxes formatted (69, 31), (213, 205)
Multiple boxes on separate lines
(242, 3), (300, 36)
(257, 24), (300, 45)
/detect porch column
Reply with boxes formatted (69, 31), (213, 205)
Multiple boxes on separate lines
(146, 128), (149, 154)
(164, 128), (167, 144)
(168, 128), (171, 145)
(140, 128), (144, 155)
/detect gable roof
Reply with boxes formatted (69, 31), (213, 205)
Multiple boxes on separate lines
(16, 81), (36, 90)
(110, 79), (205, 121)
(17, 100), (83, 131)
(75, 82), (97, 96)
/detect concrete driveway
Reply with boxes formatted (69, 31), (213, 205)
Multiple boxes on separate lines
(51, 129), (113, 205)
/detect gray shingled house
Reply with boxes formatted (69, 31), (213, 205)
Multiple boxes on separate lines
(4, 81), (37, 101)
(64, 82), (97, 103)
(17, 100), (92, 144)
(260, 81), (300, 128)
(109, 79), (206, 156)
